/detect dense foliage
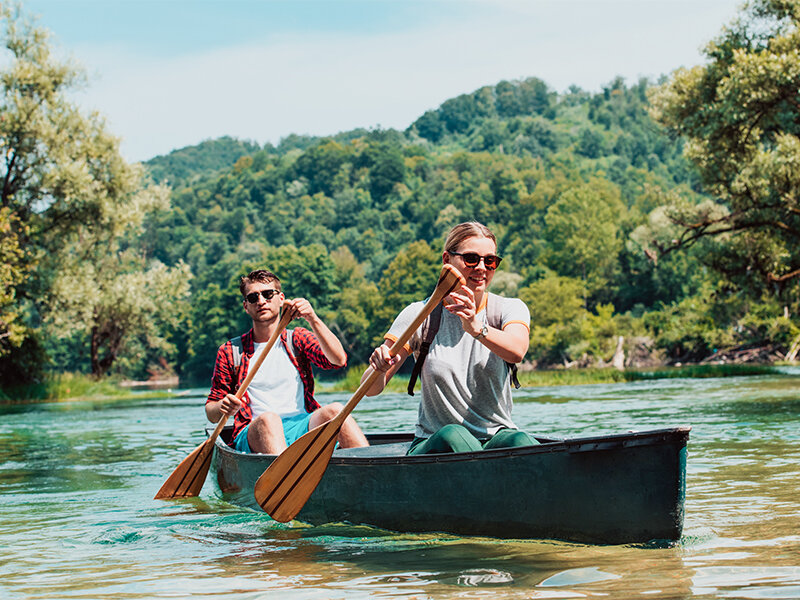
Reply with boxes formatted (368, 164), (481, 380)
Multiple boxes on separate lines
(645, 0), (800, 305)
(139, 74), (720, 384)
(4, 0), (799, 391)
(0, 5), (189, 384)
(145, 136), (261, 190)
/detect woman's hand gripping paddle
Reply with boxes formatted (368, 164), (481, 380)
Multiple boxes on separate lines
(154, 302), (294, 499)
(253, 264), (466, 522)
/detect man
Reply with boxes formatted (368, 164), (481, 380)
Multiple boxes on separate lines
(206, 269), (368, 453)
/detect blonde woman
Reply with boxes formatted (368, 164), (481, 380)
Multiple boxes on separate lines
(366, 222), (536, 455)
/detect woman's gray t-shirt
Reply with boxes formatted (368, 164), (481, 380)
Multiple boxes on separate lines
(385, 294), (530, 439)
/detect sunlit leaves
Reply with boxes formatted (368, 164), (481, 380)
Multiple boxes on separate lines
(648, 0), (800, 296)
(0, 5), (189, 378)
(0, 207), (28, 355)
(542, 178), (626, 295)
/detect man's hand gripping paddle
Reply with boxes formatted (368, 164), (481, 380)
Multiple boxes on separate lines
(154, 302), (294, 499)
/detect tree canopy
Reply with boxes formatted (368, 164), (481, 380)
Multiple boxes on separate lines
(4, 0), (799, 389)
(0, 5), (189, 383)
(647, 0), (800, 305)
(139, 74), (720, 381)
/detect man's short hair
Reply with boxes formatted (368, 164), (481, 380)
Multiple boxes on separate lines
(239, 269), (281, 297)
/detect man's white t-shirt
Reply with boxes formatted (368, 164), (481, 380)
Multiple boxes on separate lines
(246, 339), (304, 418)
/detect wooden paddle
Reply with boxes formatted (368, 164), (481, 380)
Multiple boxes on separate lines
(253, 264), (466, 522)
(154, 301), (294, 499)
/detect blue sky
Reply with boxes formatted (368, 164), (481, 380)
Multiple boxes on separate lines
(23, 0), (744, 162)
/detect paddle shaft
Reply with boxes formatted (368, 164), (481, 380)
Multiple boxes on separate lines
(254, 264), (466, 520)
(252, 366), (387, 515)
(208, 303), (295, 437)
(154, 301), (293, 499)
(329, 264), (468, 424)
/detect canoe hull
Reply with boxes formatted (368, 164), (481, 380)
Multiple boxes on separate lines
(210, 427), (689, 544)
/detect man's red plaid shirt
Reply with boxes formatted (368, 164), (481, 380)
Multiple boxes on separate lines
(206, 327), (346, 445)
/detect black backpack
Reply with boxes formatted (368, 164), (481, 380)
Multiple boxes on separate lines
(407, 293), (521, 396)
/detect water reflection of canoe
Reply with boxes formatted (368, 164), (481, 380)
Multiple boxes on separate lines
(210, 426), (690, 545)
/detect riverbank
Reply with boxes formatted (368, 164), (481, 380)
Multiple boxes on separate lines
(0, 372), (179, 404)
(321, 362), (786, 394)
(1, 363), (789, 404)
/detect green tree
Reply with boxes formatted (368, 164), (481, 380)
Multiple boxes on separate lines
(542, 178), (625, 299)
(0, 207), (28, 356)
(643, 281), (734, 362)
(0, 6), (125, 247)
(647, 0), (800, 306)
(519, 273), (588, 364)
(265, 243), (338, 313)
(145, 136), (261, 189)
(376, 240), (440, 328)
(291, 139), (352, 197)
(327, 246), (382, 360)
(183, 282), (247, 384)
(576, 127), (606, 158)
(365, 142), (406, 202)
(0, 5), (190, 380)
(412, 110), (445, 142)
(45, 181), (191, 376)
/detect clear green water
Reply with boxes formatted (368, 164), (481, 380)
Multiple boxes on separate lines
(1, 371), (799, 599)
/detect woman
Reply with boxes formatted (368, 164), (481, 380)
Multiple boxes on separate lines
(365, 221), (536, 454)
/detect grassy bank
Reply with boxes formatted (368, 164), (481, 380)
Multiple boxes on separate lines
(320, 366), (411, 395)
(3, 363), (786, 404)
(520, 363), (782, 387)
(0, 373), (168, 404)
(322, 363), (785, 394)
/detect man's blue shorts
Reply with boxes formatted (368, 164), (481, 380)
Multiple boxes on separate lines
(232, 412), (312, 453)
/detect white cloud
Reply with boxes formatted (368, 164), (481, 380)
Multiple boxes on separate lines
(62, 1), (742, 162)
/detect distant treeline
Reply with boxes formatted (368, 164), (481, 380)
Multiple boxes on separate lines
(4, 0), (798, 389)
(134, 77), (776, 385)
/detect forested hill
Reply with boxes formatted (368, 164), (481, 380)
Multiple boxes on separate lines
(145, 137), (261, 189)
(140, 76), (721, 383)
(145, 129), (394, 189)
(146, 77), (696, 191)
(409, 76), (692, 187)
(6, 0), (794, 389)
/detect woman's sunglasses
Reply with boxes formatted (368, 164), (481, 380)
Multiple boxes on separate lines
(448, 251), (502, 270)
(245, 289), (280, 304)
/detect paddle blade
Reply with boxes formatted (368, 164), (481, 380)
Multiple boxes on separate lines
(253, 419), (341, 522)
(154, 439), (215, 499)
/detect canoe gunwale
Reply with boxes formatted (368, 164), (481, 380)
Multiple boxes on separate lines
(210, 425), (691, 465)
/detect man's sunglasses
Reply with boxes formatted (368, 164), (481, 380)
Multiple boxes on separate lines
(245, 289), (280, 304)
(448, 251), (502, 270)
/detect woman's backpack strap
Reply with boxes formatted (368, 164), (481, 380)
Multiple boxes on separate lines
(407, 302), (443, 396)
(406, 295), (522, 395)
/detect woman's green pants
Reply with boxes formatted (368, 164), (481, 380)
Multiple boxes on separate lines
(407, 423), (538, 455)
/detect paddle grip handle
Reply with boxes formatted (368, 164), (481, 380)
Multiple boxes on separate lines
(333, 265), (465, 425)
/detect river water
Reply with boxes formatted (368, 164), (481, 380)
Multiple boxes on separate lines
(1, 371), (799, 599)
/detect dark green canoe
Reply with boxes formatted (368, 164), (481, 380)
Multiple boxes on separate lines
(210, 426), (690, 545)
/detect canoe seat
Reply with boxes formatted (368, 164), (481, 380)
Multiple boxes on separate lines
(333, 441), (412, 458)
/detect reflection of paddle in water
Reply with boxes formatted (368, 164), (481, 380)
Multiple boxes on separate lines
(457, 569), (514, 586)
(539, 567), (621, 587)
